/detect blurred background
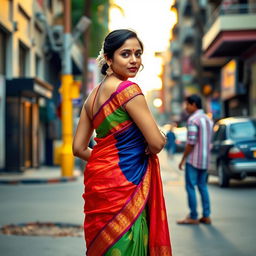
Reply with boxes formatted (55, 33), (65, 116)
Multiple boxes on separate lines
(0, 0), (255, 176)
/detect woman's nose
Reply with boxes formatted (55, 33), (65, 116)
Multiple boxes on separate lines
(130, 54), (136, 62)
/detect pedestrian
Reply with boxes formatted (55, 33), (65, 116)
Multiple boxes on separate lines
(73, 29), (172, 255)
(165, 125), (176, 160)
(177, 94), (213, 225)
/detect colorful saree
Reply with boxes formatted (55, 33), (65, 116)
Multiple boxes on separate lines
(83, 81), (172, 255)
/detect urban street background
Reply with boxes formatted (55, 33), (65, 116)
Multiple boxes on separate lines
(0, 0), (256, 255)
(0, 152), (256, 256)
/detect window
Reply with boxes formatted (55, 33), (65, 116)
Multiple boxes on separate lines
(229, 121), (256, 140)
(18, 42), (28, 77)
(0, 29), (6, 75)
(212, 125), (226, 142)
(48, 0), (53, 12)
(217, 125), (226, 141)
(35, 55), (42, 78)
(8, 0), (13, 21)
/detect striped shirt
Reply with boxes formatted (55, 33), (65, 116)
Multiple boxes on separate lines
(186, 109), (213, 170)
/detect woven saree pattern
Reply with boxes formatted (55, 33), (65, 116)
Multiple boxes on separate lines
(83, 81), (172, 255)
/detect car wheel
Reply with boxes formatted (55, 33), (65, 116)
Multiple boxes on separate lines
(218, 163), (229, 188)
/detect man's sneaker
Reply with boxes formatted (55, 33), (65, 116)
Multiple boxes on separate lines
(199, 217), (212, 224)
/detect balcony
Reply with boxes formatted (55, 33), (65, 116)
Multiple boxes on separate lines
(203, 4), (256, 58)
(180, 0), (192, 17)
(170, 58), (181, 81)
(180, 26), (195, 44)
(170, 40), (181, 56)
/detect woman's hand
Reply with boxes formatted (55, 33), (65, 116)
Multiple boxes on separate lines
(145, 145), (151, 155)
(126, 95), (166, 154)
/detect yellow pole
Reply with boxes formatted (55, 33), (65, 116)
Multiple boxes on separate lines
(60, 0), (74, 177)
(60, 74), (74, 177)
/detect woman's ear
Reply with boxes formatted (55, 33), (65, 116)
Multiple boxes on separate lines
(104, 55), (112, 67)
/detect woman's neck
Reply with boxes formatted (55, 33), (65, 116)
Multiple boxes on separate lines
(110, 72), (127, 81)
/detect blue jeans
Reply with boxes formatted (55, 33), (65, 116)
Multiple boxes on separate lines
(185, 163), (211, 219)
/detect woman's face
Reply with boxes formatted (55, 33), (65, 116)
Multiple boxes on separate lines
(108, 38), (143, 80)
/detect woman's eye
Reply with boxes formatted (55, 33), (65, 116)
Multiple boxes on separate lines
(121, 52), (129, 57)
(135, 52), (142, 57)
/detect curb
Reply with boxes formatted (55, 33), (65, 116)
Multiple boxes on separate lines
(0, 176), (78, 185)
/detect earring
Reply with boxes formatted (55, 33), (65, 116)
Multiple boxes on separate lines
(106, 66), (113, 76)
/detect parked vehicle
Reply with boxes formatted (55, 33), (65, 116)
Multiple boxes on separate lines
(161, 125), (187, 153)
(173, 127), (187, 152)
(208, 117), (256, 187)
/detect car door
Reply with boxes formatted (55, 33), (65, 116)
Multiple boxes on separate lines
(209, 124), (226, 175)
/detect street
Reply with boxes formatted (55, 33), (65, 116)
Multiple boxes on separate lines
(161, 152), (256, 256)
(1, 1), (256, 255)
(0, 151), (256, 256)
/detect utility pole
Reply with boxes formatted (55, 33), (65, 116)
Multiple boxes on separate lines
(36, 1), (90, 177)
(59, 0), (73, 177)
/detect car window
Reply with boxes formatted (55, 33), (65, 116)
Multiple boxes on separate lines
(213, 125), (226, 142)
(212, 124), (219, 142)
(218, 125), (226, 140)
(229, 121), (256, 140)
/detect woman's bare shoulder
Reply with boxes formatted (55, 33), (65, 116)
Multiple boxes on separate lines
(82, 86), (99, 115)
(102, 77), (123, 93)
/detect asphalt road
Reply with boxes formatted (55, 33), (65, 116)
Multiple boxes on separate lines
(161, 152), (256, 256)
(0, 151), (256, 256)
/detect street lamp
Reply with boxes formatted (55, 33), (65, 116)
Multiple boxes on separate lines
(36, 1), (91, 177)
(153, 98), (163, 108)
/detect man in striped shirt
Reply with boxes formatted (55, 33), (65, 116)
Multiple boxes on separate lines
(177, 95), (213, 225)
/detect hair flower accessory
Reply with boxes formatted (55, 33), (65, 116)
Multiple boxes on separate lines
(96, 48), (106, 69)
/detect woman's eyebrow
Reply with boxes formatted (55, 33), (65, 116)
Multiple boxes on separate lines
(120, 48), (142, 52)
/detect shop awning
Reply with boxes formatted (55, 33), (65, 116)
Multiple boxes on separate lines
(203, 30), (256, 58)
(6, 78), (53, 98)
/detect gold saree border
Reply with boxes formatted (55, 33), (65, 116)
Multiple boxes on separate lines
(87, 164), (151, 256)
(150, 246), (172, 256)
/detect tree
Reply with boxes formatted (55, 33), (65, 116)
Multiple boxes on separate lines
(72, 0), (109, 96)
(72, 0), (123, 95)
(72, 0), (109, 57)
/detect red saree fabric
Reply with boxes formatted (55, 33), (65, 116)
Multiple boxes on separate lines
(148, 155), (172, 255)
(83, 81), (172, 255)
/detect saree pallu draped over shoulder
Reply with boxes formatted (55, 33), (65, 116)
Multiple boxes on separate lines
(83, 81), (172, 256)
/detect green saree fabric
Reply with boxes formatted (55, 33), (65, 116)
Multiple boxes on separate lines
(105, 210), (148, 256)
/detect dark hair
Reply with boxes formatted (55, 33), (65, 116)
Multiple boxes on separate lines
(101, 29), (144, 75)
(185, 94), (202, 109)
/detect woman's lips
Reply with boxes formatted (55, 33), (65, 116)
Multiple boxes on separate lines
(128, 67), (137, 72)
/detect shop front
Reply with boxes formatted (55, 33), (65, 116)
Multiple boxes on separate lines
(221, 59), (249, 117)
(5, 78), (53, 172)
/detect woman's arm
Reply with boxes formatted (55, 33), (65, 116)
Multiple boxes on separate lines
(72, 103), (94, 161)
(125, 95), (166, 154)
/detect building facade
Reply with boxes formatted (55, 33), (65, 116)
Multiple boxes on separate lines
(169, 0), (208, 124)
(0, 0), (83, 171)
(169, 0), (256, 122)
(202, 0), (256, 117)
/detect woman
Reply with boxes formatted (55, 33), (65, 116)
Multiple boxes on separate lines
(73, 29), (172, 256)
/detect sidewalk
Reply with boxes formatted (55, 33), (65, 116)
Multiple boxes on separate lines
(0, 166), (81, 185)
(1, 153), (256, 256)
(0, 166), (86, 256)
